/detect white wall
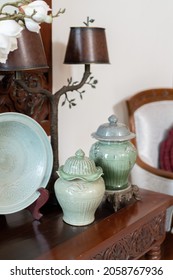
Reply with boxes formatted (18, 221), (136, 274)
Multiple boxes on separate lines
(52, 0), (173, 164)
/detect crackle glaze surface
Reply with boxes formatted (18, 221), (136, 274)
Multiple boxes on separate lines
(54, 177), (105, 226)
(90, 141), (137, 190)
(0, 113), (53, 214)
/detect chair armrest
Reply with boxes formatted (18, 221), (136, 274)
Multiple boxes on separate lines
(136, 156), (173, 180)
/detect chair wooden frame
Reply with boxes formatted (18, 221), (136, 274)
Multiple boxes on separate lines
(126, 88), (173, 180)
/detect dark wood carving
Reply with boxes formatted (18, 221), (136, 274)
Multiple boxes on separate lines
(0, 72), (49, 115)
(91, 212), (165, 260)
(0, 0), (52, 135)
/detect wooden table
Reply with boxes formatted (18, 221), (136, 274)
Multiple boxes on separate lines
(0, 188), (173, 260)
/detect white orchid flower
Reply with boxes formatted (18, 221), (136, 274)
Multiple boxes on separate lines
(0, 20), (23, 63)
(0, 34), (19, 64)
(0, 33), (11, 63)
(44, 15), (53, 24)
(22, 0), (52, 24)
(0, 1), (56, 63)
(24, 18), (40, 33)
(0, 20), (23, 37)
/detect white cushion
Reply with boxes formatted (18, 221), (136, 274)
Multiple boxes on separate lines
(134, 100), (173, 167)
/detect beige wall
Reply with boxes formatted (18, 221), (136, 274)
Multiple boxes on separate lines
(52, 0), (173, 164)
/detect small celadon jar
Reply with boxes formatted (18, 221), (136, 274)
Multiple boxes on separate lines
(89, 115), (137, 191)
(54, 149), (105, 226)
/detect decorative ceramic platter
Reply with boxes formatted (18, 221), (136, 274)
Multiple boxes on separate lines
(0, 112), (53, 214)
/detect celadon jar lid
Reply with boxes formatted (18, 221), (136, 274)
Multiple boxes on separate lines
(91, 115), (135, 142)
(57, 149), (103, 181)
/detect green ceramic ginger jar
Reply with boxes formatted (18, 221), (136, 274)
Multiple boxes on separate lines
(54, 149), (105, 226)
(89, 115), (137, 191)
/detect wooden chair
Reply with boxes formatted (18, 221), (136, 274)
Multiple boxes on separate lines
(126, 88), (173, 231)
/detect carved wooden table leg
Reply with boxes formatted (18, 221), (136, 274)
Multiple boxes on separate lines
(27, 188), (49, 220)
(146, 236), (165, 260)
(146, 244), (162, 260)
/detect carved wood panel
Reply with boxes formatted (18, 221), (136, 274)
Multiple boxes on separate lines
(90, 212), (165, 260)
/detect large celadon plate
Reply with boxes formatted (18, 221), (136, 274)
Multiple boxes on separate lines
(0, 112), (53, 214)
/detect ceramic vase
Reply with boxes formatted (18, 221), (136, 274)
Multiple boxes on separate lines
(89, 115), (137, 191)
(54, 149), (105, 226)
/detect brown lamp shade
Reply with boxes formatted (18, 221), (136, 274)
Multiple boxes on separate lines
(0, 29), (48, 71)
(64, 27), (109, 64)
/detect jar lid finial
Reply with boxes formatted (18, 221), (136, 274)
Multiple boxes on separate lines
(91, 114), (135, 141)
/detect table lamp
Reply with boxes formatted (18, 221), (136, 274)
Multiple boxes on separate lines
(0, 24), (109, 196)
(0, 29), (48, 71)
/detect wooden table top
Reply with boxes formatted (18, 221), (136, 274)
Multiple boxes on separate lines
(0, 188), (173, 260)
